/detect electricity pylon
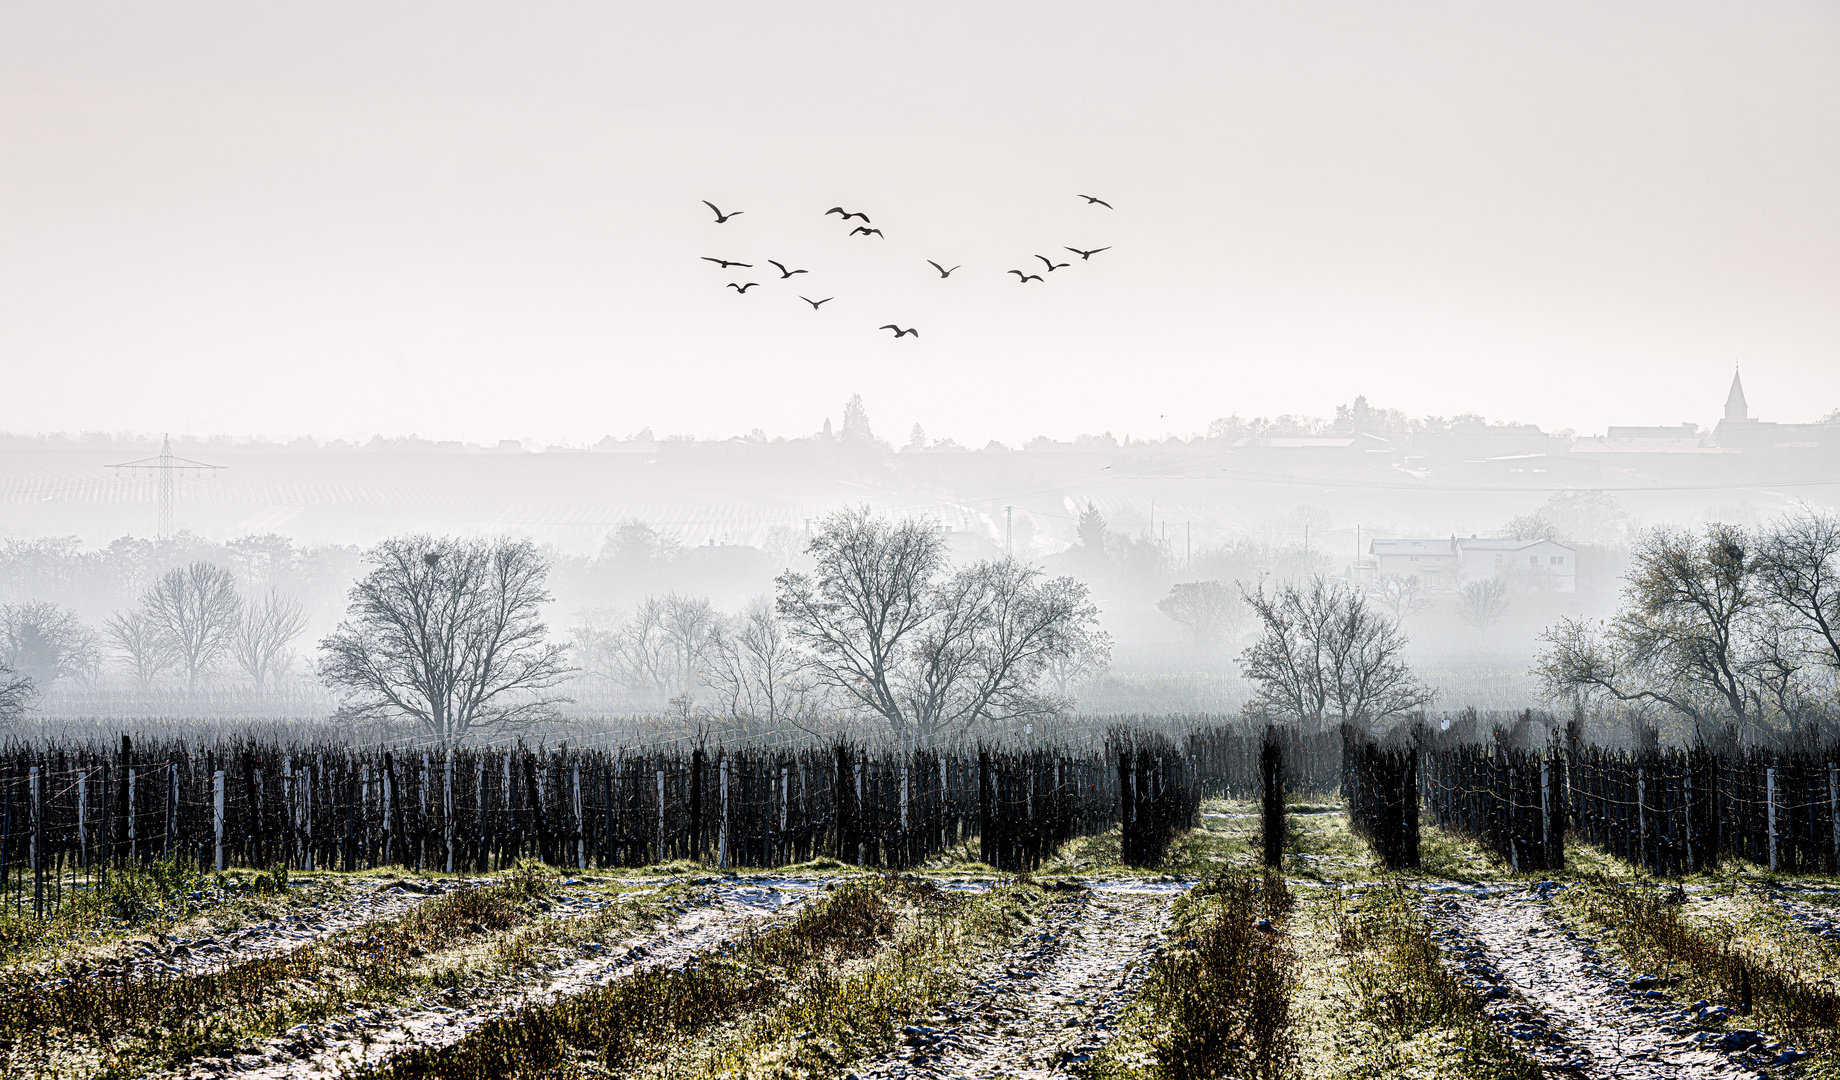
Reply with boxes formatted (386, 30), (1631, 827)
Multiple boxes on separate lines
(107, 434), (225, 539)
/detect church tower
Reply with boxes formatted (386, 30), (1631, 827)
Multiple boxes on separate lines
(1724, 369), (1749, 423)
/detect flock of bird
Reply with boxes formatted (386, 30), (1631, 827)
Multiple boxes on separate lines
(697, 195), (1113, 338)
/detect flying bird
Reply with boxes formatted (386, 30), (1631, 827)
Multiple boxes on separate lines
(1064, 246), (1111, 260)
(701, 257), (752, 268)
(726, 282), (760, 293)
(702, 200), (743, 223)
(1035, 255), (1070, 272)
(825, 207), (871, 222)
(1075, 194), (1113, 208)
(927, 261), (961, 278)
(849, 227), (884, 238)
(800, 296), (833, 309)
(879, 324), (919, 338)
(768, 260), (809, 278)
(1008, 270), (1044, 283)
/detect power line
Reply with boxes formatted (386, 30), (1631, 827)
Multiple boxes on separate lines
(106, 434), (225, 539)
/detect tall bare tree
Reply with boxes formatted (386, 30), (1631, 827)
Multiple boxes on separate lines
(777, 507), (1102, 742)
(1755, 508), (1840, 674)
(1369, 573), (1431, 625)
(1239, 576), (1432, 731)
(318, 535), (572, 741)
(1456, 577), (1511, 634)
(660, 592), (717, 693)
(142, 562), (242, 691)
(1536, 524), (1768, 731)
(103, 609), (172, 688)
(232, 588), (308, 689)
(701, 596), (825, 737)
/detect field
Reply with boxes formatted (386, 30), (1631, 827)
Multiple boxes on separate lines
(8, 757), (1840, 1080)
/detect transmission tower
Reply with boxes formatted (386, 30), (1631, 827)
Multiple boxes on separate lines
(108, 434), (225, 539)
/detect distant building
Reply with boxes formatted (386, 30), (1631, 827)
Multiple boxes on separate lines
(1711, 369), (1834, 451)
(1368, 536), (1576, 593)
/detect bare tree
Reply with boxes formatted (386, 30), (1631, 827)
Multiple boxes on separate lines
(1755, 508), (1840, 674)
(1456, 577), (1511, 634)
(777, 507), (943, 734)
(0, 662), (31, 725)
(318, 535), (572, 741)
(778, 507), (1102, 742)
(701, 596), (826, 737)
(103, 609), (172, 688)
(232, 588), (308, 689)
(141, 562), (242, 691)
(1535, 525), (1770, 732)
(1239, 576), (1432, 732)
(1370, 574), (1431, 625)
(0, 601), (101, 689)
(1157, 580), (1244, 645)
(660, 592), (717, 693)
(574, 598), (676, 700)
(1042, 618), (1113, 698)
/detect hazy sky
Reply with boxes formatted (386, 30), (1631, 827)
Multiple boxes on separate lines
(2, 2), (1836, 446)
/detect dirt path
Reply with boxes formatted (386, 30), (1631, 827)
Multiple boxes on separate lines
(201, 879), (819, 1079)
(1430, 888), (1790, 1078)
(133, 878), (465, 981)
(849, 882), (1180, 1080)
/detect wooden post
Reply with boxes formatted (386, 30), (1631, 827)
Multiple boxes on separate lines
(854, 758), (865, 867)
(476, 755), (488, 873)
(1829, 763), (1838, 874)
(77, 768), (89, 870)
(779, 765), (789, 865)
(382, 757), (395, 866)
(444, 755), (455, 874)
(212, 770), (226, 872)
(1767, 767), (1779, 872)
(31, 765), (43, 918)
(655, 769), (666, 863)
(572, 762), (584, 870)
(718, 755), (730, 869)
(165, 762), (178, 863)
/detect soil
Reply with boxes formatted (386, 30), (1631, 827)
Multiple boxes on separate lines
(193, 879), (820, 1079)
(1430, 885), (1797, 1078)
(847, 881), (1178, 1080)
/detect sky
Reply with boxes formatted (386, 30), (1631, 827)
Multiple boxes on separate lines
(1, 2), (1836, 447)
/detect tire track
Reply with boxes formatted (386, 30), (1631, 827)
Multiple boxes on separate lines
(849, 884), (1178, 1080)
(1430, 888), (1796, 1078)
(201, 880), (820, 1079)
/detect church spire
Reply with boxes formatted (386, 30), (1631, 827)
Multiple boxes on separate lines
(1724, 368), (1748, 423)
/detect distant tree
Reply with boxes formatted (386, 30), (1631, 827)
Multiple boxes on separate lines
(318, 536), (572, 741)
(232, 588), (308, 688)
(600, 521), (682, 564)
(1239, 576), (1432, 731)
(841, 393), (875, 443)
(778, 507), (1102, 742)
(1157, 581), (1244, 645)
(104, 609), (172, 688)
(0, 662), (31, 725)
(1754, 508), (1840, 675)
(1455, 578), (1511, 634)
(1041, 618), (1112, 698)
(906, 424), (928, 452)
(1076, 502), (1107, 551)
(142, 562), (242, 691)
(1370, 574), (1431, 625)
(1503, 490), (1629, 547)
(0, 601), (100, 689)
(1536, 525), (1768, 733)
(701, 596), (825, 737)
(660, 592), (717, 693)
